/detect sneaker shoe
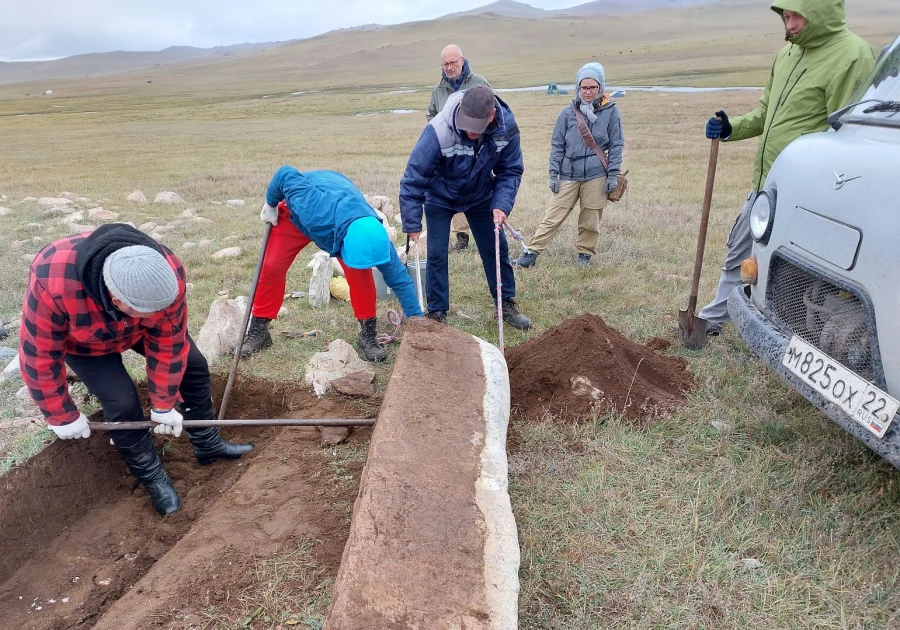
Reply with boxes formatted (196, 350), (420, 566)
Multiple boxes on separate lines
(426, 310), (447, 324)
(577, 253), (592, 268)
(512, 251), (538, 268)
(451, 233), (469, 251)
(501, 299), (531, 330)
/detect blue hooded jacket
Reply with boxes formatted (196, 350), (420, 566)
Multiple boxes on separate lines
(266, 166), (422, 317)
(399, 90), (524, 234)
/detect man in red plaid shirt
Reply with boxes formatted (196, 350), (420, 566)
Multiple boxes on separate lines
(19, 223), (252, 515)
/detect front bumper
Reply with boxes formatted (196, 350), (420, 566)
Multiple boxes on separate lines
(727, 286), (900, 469)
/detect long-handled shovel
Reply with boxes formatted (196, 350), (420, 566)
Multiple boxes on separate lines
(218, 223), (272, 420)
(678, 137), (720, 350)
(494, 221), (505, 353)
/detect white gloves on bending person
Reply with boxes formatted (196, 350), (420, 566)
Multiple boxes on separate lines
(259, 202), (279, 226)
(49, 413), (92, 439)
(150, 408), (183, 438)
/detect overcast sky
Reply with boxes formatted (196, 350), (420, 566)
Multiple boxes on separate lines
(2, 1), (584, 62)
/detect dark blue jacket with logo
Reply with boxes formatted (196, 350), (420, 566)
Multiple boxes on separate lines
(399, 91), (524, 233)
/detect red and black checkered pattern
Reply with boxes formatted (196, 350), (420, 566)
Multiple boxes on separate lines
(19, 232), (189, 426)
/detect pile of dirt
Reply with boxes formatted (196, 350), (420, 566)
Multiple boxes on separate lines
(0, 376), (375, 629)
(506, 313), (694, 421)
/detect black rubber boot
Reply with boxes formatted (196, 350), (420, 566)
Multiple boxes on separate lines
(426, 310), (447, 324)
(357, 317), (387, 362)
(240, 316), (272, 358)
(116, 432), (182, 515)
(187, 427), (254, 465)
(501, 299), (532, 331)
(452, 232), (469, 251)
(512, 251), (538, 268)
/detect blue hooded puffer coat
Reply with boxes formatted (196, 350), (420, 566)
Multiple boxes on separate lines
(265, 166), (422, 317)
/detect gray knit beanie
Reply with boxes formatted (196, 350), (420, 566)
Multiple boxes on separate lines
(576, 62), (606, 93)
(103, 245), (179, 313)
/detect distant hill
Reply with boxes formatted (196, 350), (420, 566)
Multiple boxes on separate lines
(556, 0), (717, 15)
(442, 0), (550, 19)
(0, 41), (289, 87)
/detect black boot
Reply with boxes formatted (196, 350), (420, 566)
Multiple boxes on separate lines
(426, 310), (447, 324)
(501, 298), (532, 330)
(187, 427), (254, 465)
(452, 232), (469, 251)
(116, 432), (181, 515)
(240, 316), (272, 358)
(357, 317), (387, 362)
(512, 251), (538, 268)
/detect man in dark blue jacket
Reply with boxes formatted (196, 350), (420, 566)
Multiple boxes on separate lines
(242, 166), (424, 361)
(400, 85), (531, 330)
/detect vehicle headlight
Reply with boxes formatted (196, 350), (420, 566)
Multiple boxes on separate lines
(749, 189), (777, 244)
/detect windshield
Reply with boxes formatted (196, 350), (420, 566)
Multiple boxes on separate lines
(842, 36), (900, 126)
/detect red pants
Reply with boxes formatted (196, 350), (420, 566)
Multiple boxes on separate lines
(252, 204), (377, 320)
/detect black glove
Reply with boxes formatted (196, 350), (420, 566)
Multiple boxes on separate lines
(705, 110), (732, 139)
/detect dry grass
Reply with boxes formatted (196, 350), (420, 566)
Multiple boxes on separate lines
(1, 17), (899, 628)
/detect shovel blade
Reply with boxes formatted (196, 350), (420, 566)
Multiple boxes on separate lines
(678, 309), (709, 350)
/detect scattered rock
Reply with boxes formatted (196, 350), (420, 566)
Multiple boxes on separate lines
(10, 240), (24, 251)
(60, 211), (84, 224)
(88, 208), (119, 221)
(741, 558), (763, 570)
(0, 207), (11, 216)
(319, 426), (350, 447)
(331, 371), (376, 397)
(304, 339), (373, 397)
(153, 224), (175, 234)
(0, 347), (17, 364)
(711, 421), (731, 432)
(39, 197), (73, 208)
(210, 200), (223, 206)
(0, 194), (6, 201)
(212, 247), (241, 259)
(138, 222), (158, 233)
(21, 197), (37, 203)
(178, 208), (195, 219)
(22, 254), (36, 263)
(59, 192), (76, 200)
(225, 199), (245, 207)
(0, 328), (8, 344)
(154, 191), (185, 205)
(197, 238), (214, 247)
(66, 223), (94, 234)
(0, 355), (21, 386)
(192, 216), (213, 225)
(126, 190), (147, 204)
(32, 237), (42, 244)
(196, 295), (248, 361)
(76, 197), (91, 203)
(182, 242), (196, 249)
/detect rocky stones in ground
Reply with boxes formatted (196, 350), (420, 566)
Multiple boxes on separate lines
(225, 199), (245, 207)
(319, 426), (350, 446)
(138, 221), (158, 232)
(39, 197), (73, 208)
(0, 355), (21, 386)
(126, 190), (147, 204)
(305, 340), (373, 397)
(331, 371), (376, 397)
(87, 208), (119, 221)
(506, 313), (694, 421)
(0, 207), (11, 216)
(212, 247), (241, 259)
(196, 295), (248, 361)
(153, 191), (184, 205)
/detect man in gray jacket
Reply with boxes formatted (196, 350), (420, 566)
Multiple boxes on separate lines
(513, 62), (624, 268)
(427, 44), (491, 252)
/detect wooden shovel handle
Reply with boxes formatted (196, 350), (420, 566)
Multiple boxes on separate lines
(687, 138), (720, 311)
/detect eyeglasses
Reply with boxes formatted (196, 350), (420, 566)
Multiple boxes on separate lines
(441, 57), (463, 68)
(579, 85), (600, 93)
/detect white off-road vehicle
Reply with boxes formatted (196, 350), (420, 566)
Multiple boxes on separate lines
(729, 35), (900, 467)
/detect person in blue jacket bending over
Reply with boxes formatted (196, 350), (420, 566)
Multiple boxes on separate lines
(399, 84), (531, 330)
(242, 166), (424, 361)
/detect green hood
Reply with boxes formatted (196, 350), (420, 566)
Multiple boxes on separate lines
(771, 0), (846, 49)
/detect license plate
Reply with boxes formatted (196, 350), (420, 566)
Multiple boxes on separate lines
(782, 336), (899, 438)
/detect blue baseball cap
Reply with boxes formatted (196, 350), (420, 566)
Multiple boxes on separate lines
(341, 216), (393, 269)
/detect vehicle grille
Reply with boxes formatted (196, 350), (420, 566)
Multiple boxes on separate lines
(766, 254), (883, 385)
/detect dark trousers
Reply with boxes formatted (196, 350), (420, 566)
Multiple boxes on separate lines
(424, 199), (516, 312)
(65, 332), (212, 448)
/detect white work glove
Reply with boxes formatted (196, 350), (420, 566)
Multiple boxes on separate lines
(259, 202), (279, 226)
(150, 408), (183, 438)
(50, 412), (92, 439)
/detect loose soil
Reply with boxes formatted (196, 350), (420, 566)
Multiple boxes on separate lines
(0, 376), (375, 629)
(506, 313), (694, 421)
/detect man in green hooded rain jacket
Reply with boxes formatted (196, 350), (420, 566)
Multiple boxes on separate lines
(698, 0), (874, 333)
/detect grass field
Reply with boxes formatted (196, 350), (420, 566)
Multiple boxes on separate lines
(1, 5), (899, 628)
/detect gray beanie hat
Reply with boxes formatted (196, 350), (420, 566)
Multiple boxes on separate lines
(576, 62), (606, 92)
(103, 245), (179, 313)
